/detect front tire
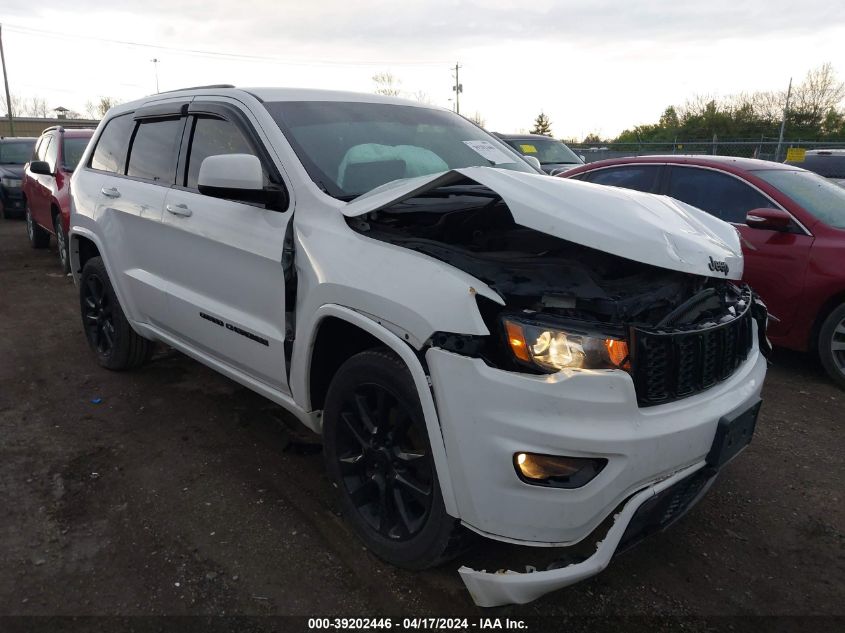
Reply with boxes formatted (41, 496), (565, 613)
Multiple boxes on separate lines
(26, 207), (50, 249)
(80, 256), (154, 370)
(54, 215), (70, 274)
(818, 303), (845, 389)
(323, 348), (466, 569)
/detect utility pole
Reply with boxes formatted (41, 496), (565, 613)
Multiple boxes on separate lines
(451, 62), (462, 115)
(0, 24), (16, 136)
(151, 58), (160, 94)
(775, 77), (792, 162)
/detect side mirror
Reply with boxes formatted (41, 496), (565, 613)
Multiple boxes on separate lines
(522, 155), (542, 172)
(29, 160), (51, 176)
(198, 154), (266, 203)
(578, 154), (586, 162)
(745, 207), (792, 232)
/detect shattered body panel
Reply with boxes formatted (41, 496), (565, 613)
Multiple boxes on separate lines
(343, 167), (744, 282)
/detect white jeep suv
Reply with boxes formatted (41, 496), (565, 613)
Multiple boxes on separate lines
(69, 86), (769, 606)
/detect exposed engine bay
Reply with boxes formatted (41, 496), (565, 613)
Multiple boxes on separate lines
(347, 184), (749, 332)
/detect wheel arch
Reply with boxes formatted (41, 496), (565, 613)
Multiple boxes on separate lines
(809, 289), (845, 355)
(50, 202), (61, 226)
(69, 228), (104, 279)
(298, 304), (459, 517)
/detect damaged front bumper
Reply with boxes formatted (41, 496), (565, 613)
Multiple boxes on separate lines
(460, 462), (714, 607)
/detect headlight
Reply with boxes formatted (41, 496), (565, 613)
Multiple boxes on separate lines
(503, 317), (630, 373)
(1, 177), (22, 189)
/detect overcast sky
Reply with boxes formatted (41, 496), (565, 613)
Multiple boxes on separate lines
(2, 1), (844, 138)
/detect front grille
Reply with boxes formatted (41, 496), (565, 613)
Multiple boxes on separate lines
(617, 468), (713, 554)
(630, 296), (754, 407)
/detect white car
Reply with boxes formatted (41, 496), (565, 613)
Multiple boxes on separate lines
(69, 86), (769, 607)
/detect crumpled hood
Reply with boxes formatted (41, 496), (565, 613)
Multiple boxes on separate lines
(343, 167), (743, 280)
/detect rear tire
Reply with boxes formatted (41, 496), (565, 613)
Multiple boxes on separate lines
(80, 256), (154, 370)
(818, 303), (845, 390)
(54, 215), (71, 274)
(26, 207), (50, 249)
(322, 348), (468, 569)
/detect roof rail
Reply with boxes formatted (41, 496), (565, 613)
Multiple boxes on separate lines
(41, 125), (65, 134)
(157, 84), (235, 94)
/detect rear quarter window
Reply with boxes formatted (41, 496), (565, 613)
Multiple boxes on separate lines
(666, 167), (771, 223)
(90, 114), (135, 173)
(582, 165), (661, 193)
(787, 155), (845, 179)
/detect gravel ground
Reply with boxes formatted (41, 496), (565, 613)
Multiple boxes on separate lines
(0, 218), (842, 632)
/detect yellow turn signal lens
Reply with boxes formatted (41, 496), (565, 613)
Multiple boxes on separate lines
(505, 320), (531, 362)
(605, 338), (630, 369)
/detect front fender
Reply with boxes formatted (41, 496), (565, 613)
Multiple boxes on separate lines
(291, 303), (459, 518)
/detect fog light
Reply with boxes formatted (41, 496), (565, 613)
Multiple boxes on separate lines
(514, 452), (607, 488)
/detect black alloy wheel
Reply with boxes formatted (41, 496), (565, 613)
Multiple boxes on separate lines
(335, 382), (434, 540)
(82, 272), (116, 356)
(323, 349), (467, 569)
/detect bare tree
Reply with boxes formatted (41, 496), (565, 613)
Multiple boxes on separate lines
(372, 72), (401, 97)
(0, 92), (23, 117)
(85, 96), (118, 119)
(25, 96), (49, 118)
(1, 93), (50, 117)
(792, 63), (845, 126)
(410, 90), (433, 105)
(468, 111), (486, 128)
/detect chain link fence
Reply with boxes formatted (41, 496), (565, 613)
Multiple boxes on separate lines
(568, 139), (845, 163)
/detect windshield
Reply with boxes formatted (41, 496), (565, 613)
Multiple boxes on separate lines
(0, 141), (35, 164)
(264, 101), (532, 198)
(62, 137), (90, 171)
(786, 155), (845, 179)
(503, 138), (581, 165)
(756, 169), (845, 229)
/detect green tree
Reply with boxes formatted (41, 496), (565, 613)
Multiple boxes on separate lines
(530, 111), (552, 136)
(608, 63), (845, 144)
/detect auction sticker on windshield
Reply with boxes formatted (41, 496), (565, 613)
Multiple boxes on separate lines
(462, 140), (516, 165)
(519, 144), (538, 153)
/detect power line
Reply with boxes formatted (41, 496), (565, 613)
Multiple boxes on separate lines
(2, 23), (449, 68)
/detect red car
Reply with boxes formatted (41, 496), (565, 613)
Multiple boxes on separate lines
(562, 155), (845, 387)
(22, 126), (95, 272)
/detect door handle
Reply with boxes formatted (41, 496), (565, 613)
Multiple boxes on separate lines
(101, 187), (121, 198)
(166, 203), (192, 217)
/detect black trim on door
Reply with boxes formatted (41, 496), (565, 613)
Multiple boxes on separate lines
(178, 101), (289, 211)
(133, 102), (190, 120)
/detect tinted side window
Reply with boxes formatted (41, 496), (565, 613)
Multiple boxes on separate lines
(583, 165), (661, 193)
(36, 136), (51, 162)
(789, 155), (845, 179)
(32, 137), (44, 161)
(44, 136), (59, 172)
(667, 167), (771, 223)
(91, 114), (135, 173)
(185, 117), (261, 189)
(127, 118), (183, 184)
